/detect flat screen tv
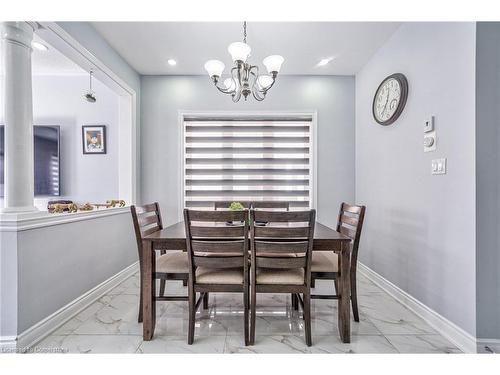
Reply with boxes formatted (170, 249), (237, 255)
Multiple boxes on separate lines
(0, 125), (60, 197)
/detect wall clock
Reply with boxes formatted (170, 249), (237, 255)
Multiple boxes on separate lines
(372, 73), (408, 126)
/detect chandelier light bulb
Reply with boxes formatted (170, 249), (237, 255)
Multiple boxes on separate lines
(227, 42), (251, 63)
(204, 60), (225, 78)
(263, 55), (284, 74)
(257, 75), (274, 89)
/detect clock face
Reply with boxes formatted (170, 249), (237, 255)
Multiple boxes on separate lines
(372, 73), (408, 125)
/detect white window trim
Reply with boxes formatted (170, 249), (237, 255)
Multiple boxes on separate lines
(178, 110), (317, 221)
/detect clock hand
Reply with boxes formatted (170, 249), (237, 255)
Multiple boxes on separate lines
(382, 90), (390, 116)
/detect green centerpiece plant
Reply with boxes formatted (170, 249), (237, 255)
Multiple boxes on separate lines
(228, 201), (248, 225)
(229, 201), (245, 211)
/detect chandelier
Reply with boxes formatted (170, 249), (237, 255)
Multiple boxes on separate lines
(204, 22), (284, 102)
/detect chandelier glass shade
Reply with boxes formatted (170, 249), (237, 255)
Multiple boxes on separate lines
(204, 22), (284, 102)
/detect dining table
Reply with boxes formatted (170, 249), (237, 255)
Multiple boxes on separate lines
(141, 221), (353, 343)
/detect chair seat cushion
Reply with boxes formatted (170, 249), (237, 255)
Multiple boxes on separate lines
(156, 251), (189, 274)
(311, 252), (338, 273)
(256, 268), (304, 285)
(196, 267), (244, 284)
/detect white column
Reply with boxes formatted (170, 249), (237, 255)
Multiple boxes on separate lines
(1, 22), (37, 213)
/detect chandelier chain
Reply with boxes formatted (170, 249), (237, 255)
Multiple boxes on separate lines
(243, 21), (247, 44)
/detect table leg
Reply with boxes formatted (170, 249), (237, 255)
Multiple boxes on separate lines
(142, 240), (156, 340)
(338, 241), (351, 343)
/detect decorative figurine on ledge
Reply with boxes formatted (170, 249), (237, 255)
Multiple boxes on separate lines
(48, 202), (78, 214)
(106, 199), (126, 208)
(78, 203), (94, 211)
(92, 200), (126, 209)
(48, 199), (126, 213)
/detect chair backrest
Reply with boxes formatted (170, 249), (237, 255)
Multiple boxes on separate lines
(184, 209), (249, 283)
(251, 201), (290, 211)
(250, 209), (316, 284)
(130, 202), (163, 261)
(214, 201), (289, 211)
(336, 203), (366, 266)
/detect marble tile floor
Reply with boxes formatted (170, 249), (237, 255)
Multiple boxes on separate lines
(34, 272), (462, 354)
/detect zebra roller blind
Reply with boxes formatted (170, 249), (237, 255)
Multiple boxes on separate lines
(183, 117), (314, 210)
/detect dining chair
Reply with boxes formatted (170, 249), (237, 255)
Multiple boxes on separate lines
(310, 202), (366, 322)
(212, 201), (290, 309)
(249, 209), (316, 346)
(131, 203), (189, 323)
(184, 209), (250, 345)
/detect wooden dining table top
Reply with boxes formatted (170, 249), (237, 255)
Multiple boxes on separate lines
(143, 221), (352, 252)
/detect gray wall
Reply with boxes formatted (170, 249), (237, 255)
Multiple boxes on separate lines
(476, 22), (500, 340)
(16, 212), (136, 332)
(140, 75), (355, 227)
(355, 23), (477, 335)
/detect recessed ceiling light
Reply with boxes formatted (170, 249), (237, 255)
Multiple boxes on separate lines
(167, 59), (177, 66)
(317, 57), (333, 67)
(31, 41), (49, 51)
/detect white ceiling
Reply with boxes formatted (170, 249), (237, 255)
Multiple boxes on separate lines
(0, 34), (84, 76)
(92, 22), (401, 76)
(31, 34), (85, 75)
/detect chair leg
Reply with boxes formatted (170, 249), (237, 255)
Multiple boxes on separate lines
(138, 283), (143, 323)
(291, 293), (298, 310)
(351, 271), (359, 322)
(138, 263), (143, 323)
(302, 293), (306, 320)
(159, 279), (166, 298)
(188, 284), (195, 345)
(244, 287), (249, 346)
(304, 290), (312, 346)
(203, 292), (209, 310)
(250, 286), (257, 345)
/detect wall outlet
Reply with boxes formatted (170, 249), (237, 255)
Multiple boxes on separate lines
(431, 158), (446, 175)
(424, 116), (434, 133)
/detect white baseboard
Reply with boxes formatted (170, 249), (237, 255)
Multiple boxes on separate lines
(358, 262), (477, 353)
(3, 261), (139, 352)
(476, 339), (500, 353)
(0, 336), (18, 353)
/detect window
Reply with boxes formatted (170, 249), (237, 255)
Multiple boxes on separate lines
(182, 115), (314, 210)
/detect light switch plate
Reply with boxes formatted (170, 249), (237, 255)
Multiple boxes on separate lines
(424, 116), (434, 133)
(424, 131), (436, 152)
(431, 158), (446, 175)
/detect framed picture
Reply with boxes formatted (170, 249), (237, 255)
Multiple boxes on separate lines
(82, 125), (106, 154)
